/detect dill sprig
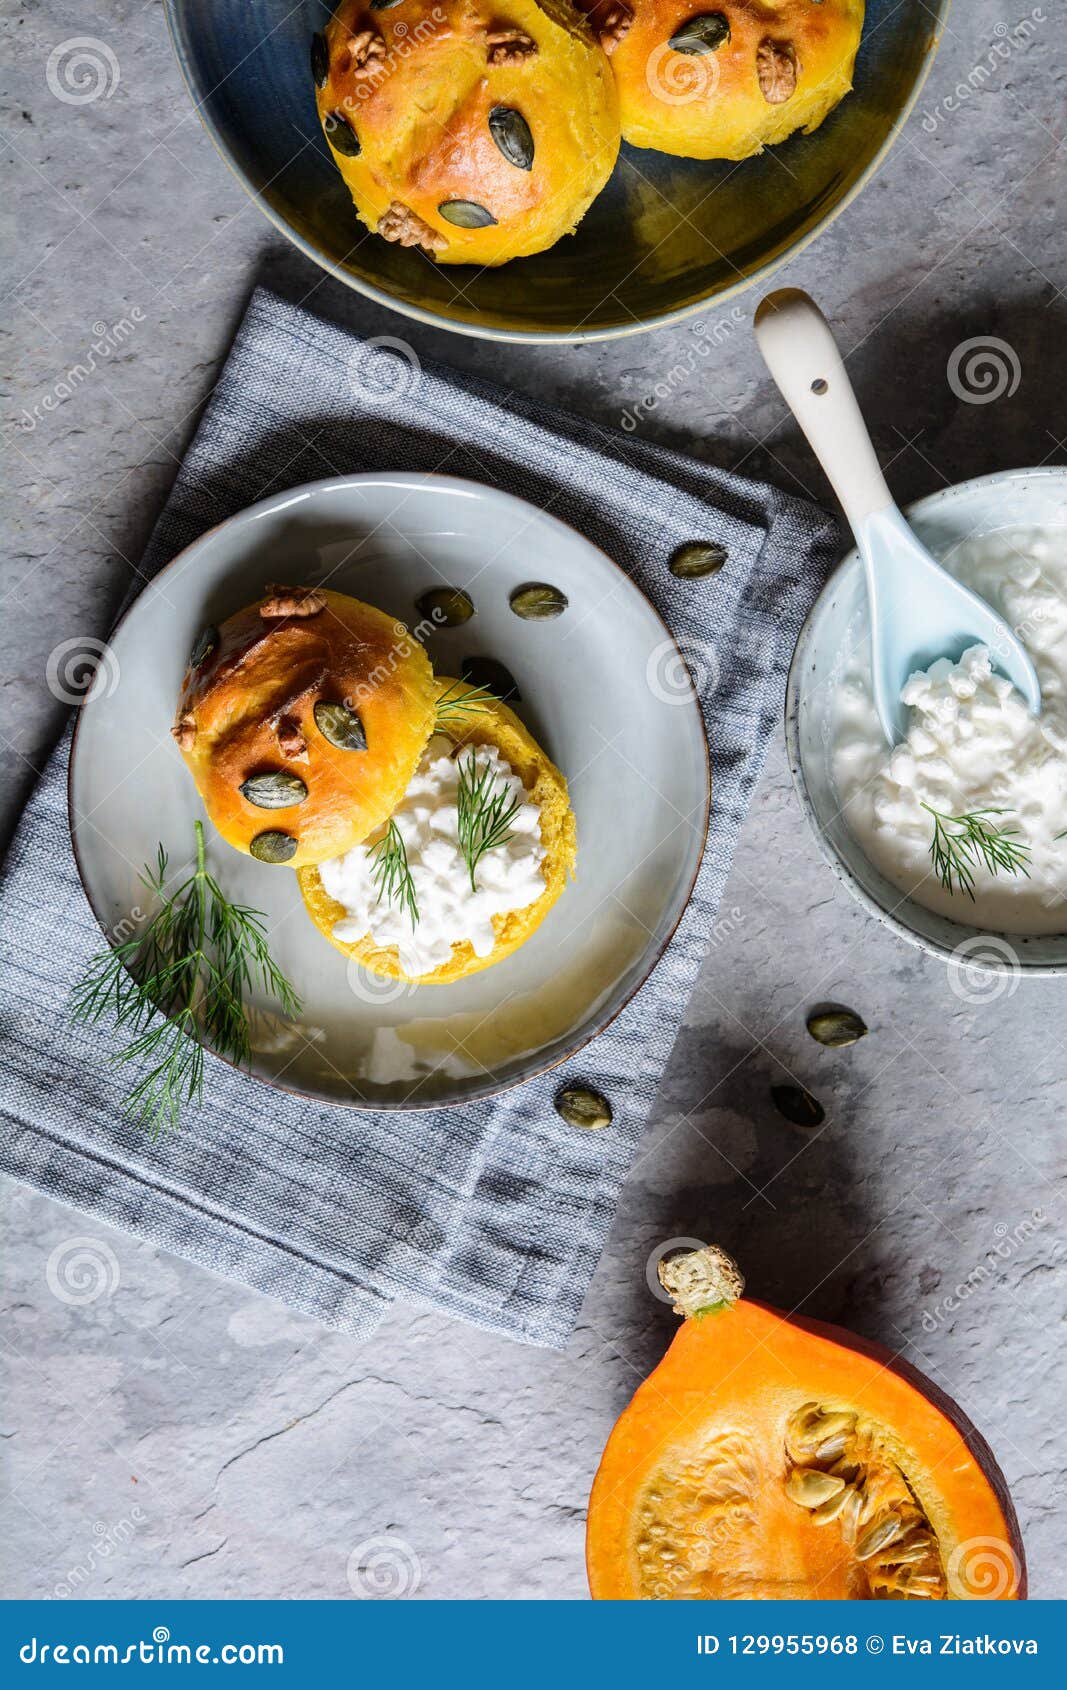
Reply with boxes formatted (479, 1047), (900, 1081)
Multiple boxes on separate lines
(921, 803), (1032, 900)
(457, 750), (521, 893)
(433, 679), (499, 731)
(368, 819), (419, 929)
(70, 821), (301, 1135)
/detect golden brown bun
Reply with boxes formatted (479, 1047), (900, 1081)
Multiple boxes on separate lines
(298, 677), (577, 983)
(173, 587), (436, 869)
(574, 1), (864, 159)
(314, 0), (620, 265)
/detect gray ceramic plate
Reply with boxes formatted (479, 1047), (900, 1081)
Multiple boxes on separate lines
(69, 474), (710, 1107)
(787, 467), (1067, 975)
(165, 0), (950, 341)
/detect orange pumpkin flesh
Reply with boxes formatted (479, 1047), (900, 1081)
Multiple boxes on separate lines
(587, 1249), (1025, 1601)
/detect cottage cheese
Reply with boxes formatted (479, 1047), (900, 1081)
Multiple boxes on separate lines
(832, 527), (1067, 934)
(319, 736), (546, 977)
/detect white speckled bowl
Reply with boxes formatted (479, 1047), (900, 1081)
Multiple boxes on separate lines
(786, 466), (1067, 975)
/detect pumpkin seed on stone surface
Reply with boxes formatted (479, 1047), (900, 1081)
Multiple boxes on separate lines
(807, 1008), (868, 1047)
(771, 1085), (825, 1128)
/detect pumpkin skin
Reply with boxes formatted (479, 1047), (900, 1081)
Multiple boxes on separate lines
(574, 0), (864, 162)
(315, 0), (620, 266)
(587, 1249), (1026, 1601)
(298, 676), (577, 983)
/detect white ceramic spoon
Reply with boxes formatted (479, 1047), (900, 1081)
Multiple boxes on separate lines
(753, 288), (1041, 744)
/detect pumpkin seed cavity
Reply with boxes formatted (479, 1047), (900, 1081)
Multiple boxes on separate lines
(669, 541), (727, 579)
(807, 1008), (868, 1048)
(488, 106), (534, 171)
(771, 1084), (824, 1128)
(509, 582), (568, 621)
(313, 700), (367, 752)
(188, 624), (218, 667)
(240, 771), (309, 810)
(310, 32), (329, 88)
(555, 1086), (613, 1130)
(416, 586), (474, 627)
(323, 110), (361, 156)
(249, 831), (297, 864)
(461, 655), (520, 701)
(669, 12), (731, 53)
(438, 200), (498, 229)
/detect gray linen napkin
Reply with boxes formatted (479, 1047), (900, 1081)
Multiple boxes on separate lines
(0, 287), (838, 1348)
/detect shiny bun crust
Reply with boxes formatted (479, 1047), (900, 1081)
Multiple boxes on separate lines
(298, 677), (578, 984)
(173, 587), (436, 869)
(314, 0), (620, 265)
(574, 1), (864, 160)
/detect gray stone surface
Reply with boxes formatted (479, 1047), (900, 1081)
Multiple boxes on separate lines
(2, 0), (1064, 1602)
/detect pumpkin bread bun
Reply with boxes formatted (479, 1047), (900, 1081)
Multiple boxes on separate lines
(298, 677), (577, 984)
(576, 1), (864, 160)
(172, 586), (436, 869)
(313, 0), (620, 265)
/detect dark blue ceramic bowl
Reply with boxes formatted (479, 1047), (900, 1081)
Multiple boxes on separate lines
(165, 1), (949, 341)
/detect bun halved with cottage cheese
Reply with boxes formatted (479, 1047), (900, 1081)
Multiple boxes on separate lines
(297, 676), (577, 984)
(172, 586), (436, 869)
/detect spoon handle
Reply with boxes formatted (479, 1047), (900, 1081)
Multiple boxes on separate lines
(753, 289), (894, 530)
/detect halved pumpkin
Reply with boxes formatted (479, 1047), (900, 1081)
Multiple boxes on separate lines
(587, 1248), (1025, 1601)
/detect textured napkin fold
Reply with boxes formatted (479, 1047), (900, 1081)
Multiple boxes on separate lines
(0, 286), (838, 1348)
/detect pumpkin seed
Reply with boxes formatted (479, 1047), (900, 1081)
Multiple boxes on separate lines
(669, 12), (731, 53)
(415, 586), (474, 627)
(771, 1084), (825, 1128)
(856, 1517), (903, 1560)
(807, 1008), (868, 1047)
(323, 109), (361, 157)
(240, 771), (309, 810)
(814, 1434), (848, 1462)
(810, 1410), (854, 1442)
(249, 830), (297, 864)
(669, 541), (727, 579)
(310, 32), (329, 89)
(188, 624), (218, 668)
(438, 199), (498, 229)
(509, 582), (568, 621)
(786, 1469), (845, 1509)
(461, 655), (520, 701)
(811, 1485), (853, 1525)
(488, 106), (534, 171)
(313, 700), (367, 752)
(370, 0), (403, 7)
(555, 1086), (613, 1130)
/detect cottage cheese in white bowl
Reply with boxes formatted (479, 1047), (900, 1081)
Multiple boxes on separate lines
(786, 468), (1067, 973)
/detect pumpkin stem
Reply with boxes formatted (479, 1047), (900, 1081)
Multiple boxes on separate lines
(658, 1246), (745, 1320)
